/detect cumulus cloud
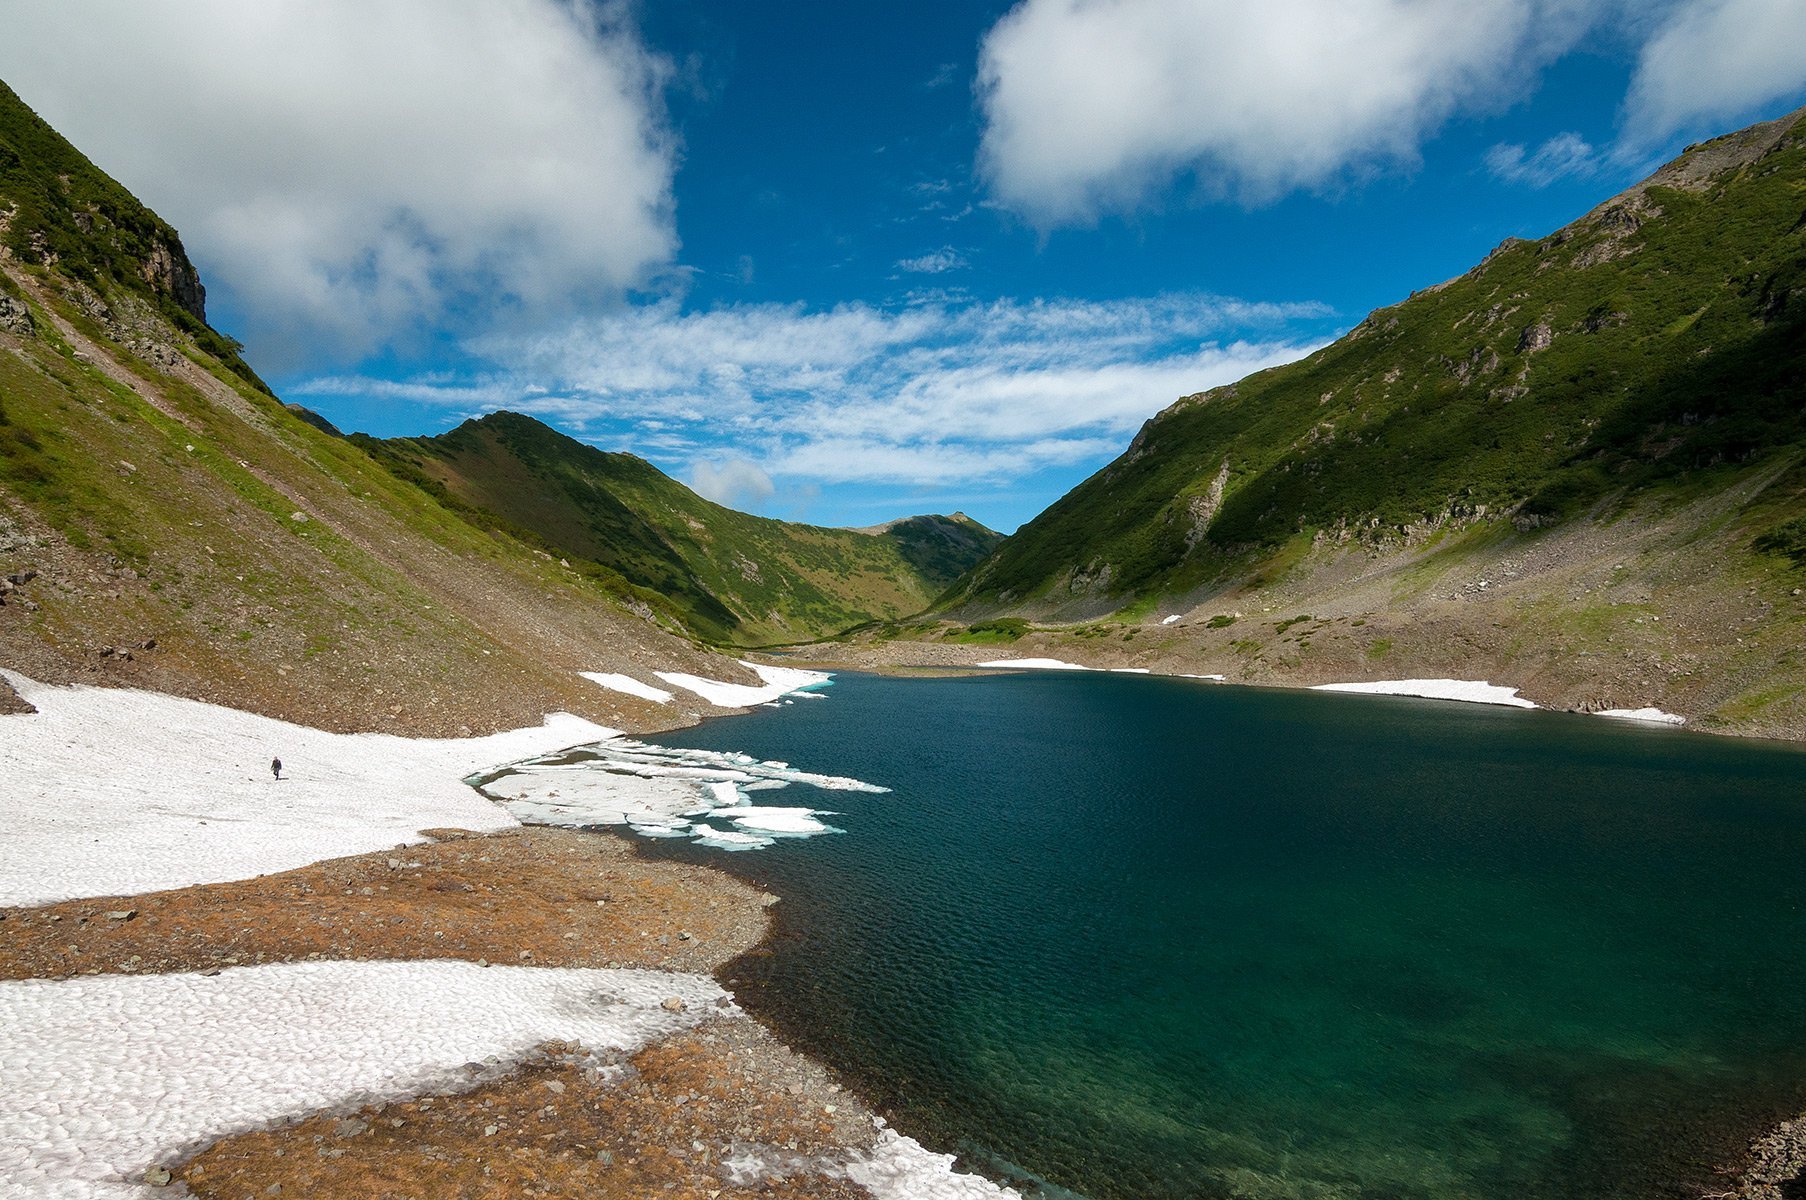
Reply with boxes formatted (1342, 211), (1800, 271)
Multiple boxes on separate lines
(1485, 132), (1600, 186)
(0, 0), (677, 364)
(297, 293), (1330, 489)
(690, 459), (776, 509)
(977, 0), (1599, 224)
(1622, 0), (1806, 144)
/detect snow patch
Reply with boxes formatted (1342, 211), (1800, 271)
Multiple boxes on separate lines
(1161, 615), (1182, 625)
(0, 672), (614, 908)
(580, 672), (674, 704)
(848, 1128), (1022, 1198)
(1310, 679), (1537, 709)
(1594, 707), (1686, 725)
(0, 960), (725, 1200)
(655, 662), (831, 709)
(975, 658), (1093, 672)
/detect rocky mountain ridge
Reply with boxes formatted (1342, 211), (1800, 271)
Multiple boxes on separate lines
(898, 107), (1806, 738)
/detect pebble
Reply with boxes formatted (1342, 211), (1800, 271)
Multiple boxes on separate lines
(661, 997), (686, 1013)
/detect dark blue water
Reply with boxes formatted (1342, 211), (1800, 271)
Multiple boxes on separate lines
(639, 671), (1806, 1199)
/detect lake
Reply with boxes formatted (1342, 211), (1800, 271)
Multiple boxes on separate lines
(629, 670), (1806, 1199)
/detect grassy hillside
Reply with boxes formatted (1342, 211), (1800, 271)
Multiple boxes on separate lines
(896, 108), (1806, 737)
(951, 107), (1806, 613)
(365, 411), (1002, 645)
(0, 80), (744, 734)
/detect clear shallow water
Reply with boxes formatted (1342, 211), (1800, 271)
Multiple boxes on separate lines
(631, 671), (1806, 1200)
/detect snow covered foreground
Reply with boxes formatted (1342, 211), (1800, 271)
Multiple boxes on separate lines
(0, 670), (618, 907)
(0, 961), (725, 1200)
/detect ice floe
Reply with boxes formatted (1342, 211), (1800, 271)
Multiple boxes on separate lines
(655, 661), (831, 708)
(1310, 678), (1538, 709)
(0, 960), (725, 1200)
(0, 671), (614, 908)
(975, 658), (1093, 671)
(481, 739), (883, 851)
(580, 672), (674, 704)
(1594, 707), (1687, 725)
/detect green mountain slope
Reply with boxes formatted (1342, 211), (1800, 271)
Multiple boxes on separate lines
(953, 107), (1806, 611)
(364, 412), (1002, 645)
(920, 108), (1806, 737)
(0, 79), (745, 733)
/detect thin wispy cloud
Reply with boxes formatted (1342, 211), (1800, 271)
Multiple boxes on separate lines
(297, 293), (1332, 489)
(1485, 133), (1600, 187)
(895, 248), (970, 275)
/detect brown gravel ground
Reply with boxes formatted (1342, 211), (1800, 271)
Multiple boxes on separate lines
(0, 827), (771, 981)
(2, 826), (894, 1199)
(178, 1025), (877, 1200)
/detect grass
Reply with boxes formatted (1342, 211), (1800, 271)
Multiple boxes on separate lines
(944, 113), (1806, 615)
(369, 412), (1002, 645)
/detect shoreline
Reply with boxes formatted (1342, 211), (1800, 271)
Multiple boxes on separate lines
(774, 640), (1806, 752)
(0, 668), (1018, 1199)
(6, 665), (1804, 1198)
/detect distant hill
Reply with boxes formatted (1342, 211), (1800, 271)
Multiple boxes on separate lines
(363, 412), (1003, 645)
(924, 107), (1806, 737)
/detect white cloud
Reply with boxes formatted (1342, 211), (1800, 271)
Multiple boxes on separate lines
(0, 0), (677, 365)
(301, 293), (1330, 488)
(1622, 0), (1806, 144)
(977, 0), (1601, 225)
(895, 247), (970, 274)
(690, 459), (776, 508)
(1485, 132), (1600, 186)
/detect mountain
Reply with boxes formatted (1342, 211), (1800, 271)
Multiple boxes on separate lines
(361, 411), (1002, 645)
(927, 108), (1806, 737)
(0, 79), (749, 733)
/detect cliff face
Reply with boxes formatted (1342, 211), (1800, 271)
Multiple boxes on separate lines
(0, 81), (206, 322)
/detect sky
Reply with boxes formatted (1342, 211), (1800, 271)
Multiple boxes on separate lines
(1, 0), (1804, 532)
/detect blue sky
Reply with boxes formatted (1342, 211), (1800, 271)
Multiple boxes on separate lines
(3, 0), (1805, 531)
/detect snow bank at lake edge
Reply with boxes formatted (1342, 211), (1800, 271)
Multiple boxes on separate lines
(0, 671), (619, 907)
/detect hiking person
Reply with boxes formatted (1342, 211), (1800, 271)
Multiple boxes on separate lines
(271, 757), (283, 780)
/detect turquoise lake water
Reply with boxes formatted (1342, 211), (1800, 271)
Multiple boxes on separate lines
(632, 671), (1806, 1199)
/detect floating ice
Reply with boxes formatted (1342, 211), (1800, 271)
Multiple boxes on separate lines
(713, 806), (835, 834)
(0, 960), (726, 1200)
(481, 738), (885, 852)
(654, 661), (832, 709)
(1310, 679), (1537, 709)
(580, 672), (675, 704)
(975, 658), (1094, 671)
(0, 671), (616, 907)
(1594, 707), (1687, 725)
